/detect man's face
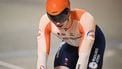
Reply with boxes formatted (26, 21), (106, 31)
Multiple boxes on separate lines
(47, 8), (70, 27)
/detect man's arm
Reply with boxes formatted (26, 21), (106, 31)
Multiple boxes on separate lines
(37, 14), (51, 69)
(76, 12), (96, 69)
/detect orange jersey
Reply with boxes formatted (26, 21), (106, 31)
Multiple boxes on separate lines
(37, 8), (96, 69)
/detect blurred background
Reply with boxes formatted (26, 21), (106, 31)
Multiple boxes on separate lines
(0, 0), (121, 69)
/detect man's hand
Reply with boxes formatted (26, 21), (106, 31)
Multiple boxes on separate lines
(76, 54), (89, 69)
(40, 65), (46, 69)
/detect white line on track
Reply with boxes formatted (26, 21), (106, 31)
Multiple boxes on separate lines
(0, 61), (25, 69)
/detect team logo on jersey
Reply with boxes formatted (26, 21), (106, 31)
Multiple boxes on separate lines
(64, 28), (68, 31)
(64, 58), (68, 65)
(89, 62), (98, 69)
(61, 33), (66, 36)
(87, 30), (95, 40)
(57, 32), (60, 35)
(57, 32), (82, 40)
(57, 32), (66, 36)
(62, 35), (82, 40)
(69, 33), (74, 36)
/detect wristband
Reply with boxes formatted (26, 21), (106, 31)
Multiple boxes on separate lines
(40, 65), (45, 69)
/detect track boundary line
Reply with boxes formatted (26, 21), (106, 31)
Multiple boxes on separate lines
(0, 60), (25, 69)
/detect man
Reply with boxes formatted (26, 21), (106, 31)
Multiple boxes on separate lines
(37, 0), (106, 69)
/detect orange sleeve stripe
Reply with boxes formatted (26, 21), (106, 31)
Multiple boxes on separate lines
(44, 22), (51, 55)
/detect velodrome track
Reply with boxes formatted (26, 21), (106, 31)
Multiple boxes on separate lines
(0, 0), (121, 69)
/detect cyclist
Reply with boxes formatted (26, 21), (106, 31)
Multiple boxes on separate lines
(37, 0), (106, 69)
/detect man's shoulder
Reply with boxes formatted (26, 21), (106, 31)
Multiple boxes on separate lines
(71, 8), (86, 13)
(39, 13), (51, 24)
(40, 13), (50, 22)
(71, 8), (93, 15)
(71, 8), (94, 19)
(39, 13), (51, 29)
(70, 8), (87, 20)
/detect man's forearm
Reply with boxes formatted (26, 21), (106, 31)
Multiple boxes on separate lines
(37, 53), (47, 69)
(77, 53), (90, 69)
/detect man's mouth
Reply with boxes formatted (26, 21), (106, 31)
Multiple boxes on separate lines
(56, 24), (63, 27)
(55, 23), (64, 27)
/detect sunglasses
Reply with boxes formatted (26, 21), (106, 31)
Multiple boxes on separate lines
(47, 8), (70, 24)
